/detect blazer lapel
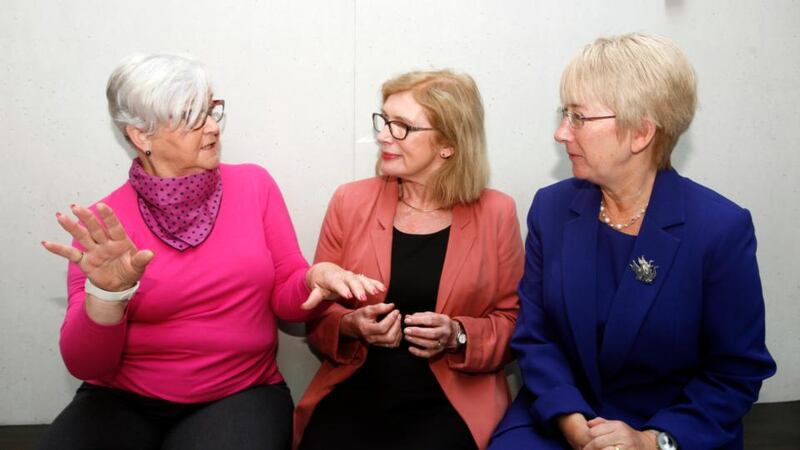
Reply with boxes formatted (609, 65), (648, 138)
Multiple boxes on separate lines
(562, 184), (604, 398)
(369, 178), (398, 285)
(436, 203), (476, 313)
(599, 170), (685, 378)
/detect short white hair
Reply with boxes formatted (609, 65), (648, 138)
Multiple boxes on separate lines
(106, 53), (211, 137)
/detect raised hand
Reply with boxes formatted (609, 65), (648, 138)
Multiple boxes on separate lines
(42, 203), (154, 301)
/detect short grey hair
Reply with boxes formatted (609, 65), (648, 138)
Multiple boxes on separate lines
(106, 53), (211, 138)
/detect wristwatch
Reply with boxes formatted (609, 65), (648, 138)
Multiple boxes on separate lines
(454, 320), (467, 349)
(84, 279), (140, 302)
(649, 430), (678, 450)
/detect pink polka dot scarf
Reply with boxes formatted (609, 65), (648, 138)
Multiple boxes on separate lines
(128, 158), (223, 251)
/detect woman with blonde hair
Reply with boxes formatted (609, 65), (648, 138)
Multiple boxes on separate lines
(490, 33), (775, 450)
(294, 70), (524, 450)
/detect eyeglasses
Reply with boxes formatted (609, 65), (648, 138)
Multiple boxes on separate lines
(190, 99), (226, 130)
(558, 107), (615, 129)
(372, 113), (435, 140)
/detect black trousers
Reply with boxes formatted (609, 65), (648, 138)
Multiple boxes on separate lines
(37, 382), (293, 450)
(299, 357), (478, 450)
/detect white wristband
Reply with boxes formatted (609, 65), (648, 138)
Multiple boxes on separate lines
(84, 279), (140, 302)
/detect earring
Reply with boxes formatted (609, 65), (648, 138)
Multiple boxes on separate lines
(440, 152), (449, 158)
(145, 150), (152, 156)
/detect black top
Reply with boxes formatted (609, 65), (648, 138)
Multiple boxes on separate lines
(343, 225), (450, 394)
(387, 225), (450, 314)
(300, 225), (477, 450)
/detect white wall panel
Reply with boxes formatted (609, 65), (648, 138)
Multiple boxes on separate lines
(0, 0), (797, 424)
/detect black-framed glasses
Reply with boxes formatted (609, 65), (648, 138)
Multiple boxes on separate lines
(558, 106), (615, 129)
(372, 113), (435, 140)
(191, 99), (226, 130)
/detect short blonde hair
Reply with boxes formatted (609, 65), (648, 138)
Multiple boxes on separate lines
(560, 33), (697, 169)
(380, 70), (489, 207)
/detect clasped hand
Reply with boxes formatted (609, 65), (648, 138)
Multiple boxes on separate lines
(341, 305), (459, 358)
(560, 413), (657, 450)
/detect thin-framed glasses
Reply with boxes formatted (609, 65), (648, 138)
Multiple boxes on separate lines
(191, 99), (226, 130)
(558, 106), (615, 129)
(372, 113), (435, 140)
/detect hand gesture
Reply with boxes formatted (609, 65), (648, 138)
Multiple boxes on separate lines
(402, 312), (458, 358)
(42, 203), (154, 293)
(302, 262), (385, 310)
(340, 303), (402, 348)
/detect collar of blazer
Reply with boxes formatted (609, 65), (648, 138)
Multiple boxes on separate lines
(370, 176), (477, 313)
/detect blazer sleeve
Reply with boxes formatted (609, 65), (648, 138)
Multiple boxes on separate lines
(512, 190), (597, 425)
(644, 208), (776, 449)
(446, 195), (523, 373)
(305, 186), (366, 365)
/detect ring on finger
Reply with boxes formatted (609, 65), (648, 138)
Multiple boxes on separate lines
(614, 446), (621, 450)
(75, 252), (84, 264)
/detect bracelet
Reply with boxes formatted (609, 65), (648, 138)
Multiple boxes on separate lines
(84, 279), (140, 302)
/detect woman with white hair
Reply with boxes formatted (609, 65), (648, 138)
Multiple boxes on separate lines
(38, 53), (382, 450)
(490, 33), (775, 450)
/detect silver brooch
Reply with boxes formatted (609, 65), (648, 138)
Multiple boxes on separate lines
(630, 256), (658, 284)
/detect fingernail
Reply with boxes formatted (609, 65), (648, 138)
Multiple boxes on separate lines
(359, 294), (367, 301)
(69, 204), (76, 209)
(55, 212), (62, 218)
(40, 240), (47, 246)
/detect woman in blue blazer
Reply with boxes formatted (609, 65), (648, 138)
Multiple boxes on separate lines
(490, 33), (775, 450)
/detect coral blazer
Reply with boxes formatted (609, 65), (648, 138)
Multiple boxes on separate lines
(294, 176), (524, 450)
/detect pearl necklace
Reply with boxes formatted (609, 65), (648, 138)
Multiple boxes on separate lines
(599, 199), (647, 230)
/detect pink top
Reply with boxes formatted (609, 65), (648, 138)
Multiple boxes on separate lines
(60, 163), (320, 403)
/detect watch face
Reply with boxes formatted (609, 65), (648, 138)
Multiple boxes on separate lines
(457, 332), (467, 345)
(657, 432), (676, 450)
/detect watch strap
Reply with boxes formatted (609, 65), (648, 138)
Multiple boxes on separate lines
(454, 319), (467, 347)
(447, 319), (467, 352)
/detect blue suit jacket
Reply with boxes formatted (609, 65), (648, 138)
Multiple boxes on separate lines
(491, 170), (776, 450)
